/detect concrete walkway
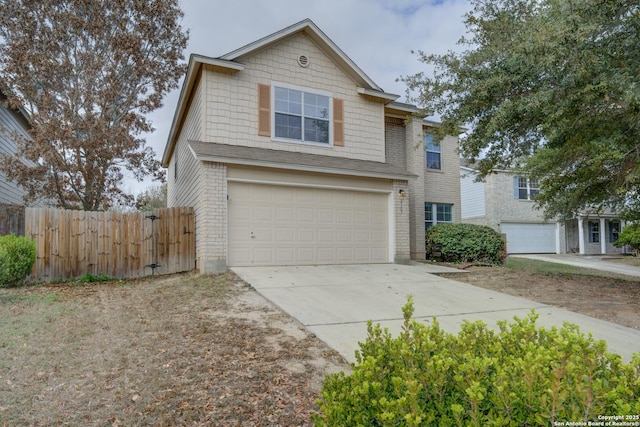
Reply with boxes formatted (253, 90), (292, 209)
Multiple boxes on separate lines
(232, 263), (640, 363)
(511, 254), (640, 277)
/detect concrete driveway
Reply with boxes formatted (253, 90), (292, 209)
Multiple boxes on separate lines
(232, 263), (640, 363)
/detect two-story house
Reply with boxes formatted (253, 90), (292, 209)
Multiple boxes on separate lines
(460, 164), (626, 255)
(162, 19), (461, 273)
(0, 89), (31, 205)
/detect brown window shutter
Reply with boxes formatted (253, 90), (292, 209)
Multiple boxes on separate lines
(333, 98), (344, 146)
(258, 84), (271, 136)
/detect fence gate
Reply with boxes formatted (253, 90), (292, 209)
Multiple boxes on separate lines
(25, 207), (195, 282)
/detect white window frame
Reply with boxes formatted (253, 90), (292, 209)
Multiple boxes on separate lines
(588, 221), (600, 243)
(425, 203), (453, 229)
(516, 176), (539, 200)
(271, 81), (333, 146)
(425, 135), (441, 170)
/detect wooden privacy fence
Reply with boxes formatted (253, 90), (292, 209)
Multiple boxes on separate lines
(0, 204), (25, 236)
(25, 207), (195, 282)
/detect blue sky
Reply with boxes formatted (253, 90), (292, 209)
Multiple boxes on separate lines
(132, 0), (472, 194)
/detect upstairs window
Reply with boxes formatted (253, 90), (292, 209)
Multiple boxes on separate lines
(273, 84), (331, 144)
(515, 176), (539, 200)
(425, 135), (441, 170)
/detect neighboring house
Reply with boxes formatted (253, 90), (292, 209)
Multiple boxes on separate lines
(460, 164), (626, 255)
(162, 19), (461, 273)
(0, 90), (31, 205)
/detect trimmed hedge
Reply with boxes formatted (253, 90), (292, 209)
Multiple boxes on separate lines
(314, 297), (640, 426)
(426, 223), (505, 264)
(0, 234), (36, 287)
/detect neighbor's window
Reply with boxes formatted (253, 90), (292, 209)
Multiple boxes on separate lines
(516, 177), (539, 200)
(588, 221), (600, 243)
(425, 203), (452, 229)
(425, 135), (441, 170)
(274, 84), (330, 144)
(609, 220), (620, 243)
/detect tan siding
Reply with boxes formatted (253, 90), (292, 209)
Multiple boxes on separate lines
(203, 33), (385, 162)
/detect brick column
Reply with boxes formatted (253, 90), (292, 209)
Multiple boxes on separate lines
(197, 161), (228, 273)
(393, 179), (411, 263)
(405, 117), (426, 260)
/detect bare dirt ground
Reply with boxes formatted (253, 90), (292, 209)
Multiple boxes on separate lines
(0, 272), (349, 426)
(443, 263), (640, 331)
(2, 262), (639, 426)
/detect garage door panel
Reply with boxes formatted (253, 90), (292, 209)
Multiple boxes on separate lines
(501, 223), (556, 254)
(228, 182), (389, 266)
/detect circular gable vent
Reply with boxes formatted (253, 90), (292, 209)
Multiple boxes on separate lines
(297, 54), (310, 68)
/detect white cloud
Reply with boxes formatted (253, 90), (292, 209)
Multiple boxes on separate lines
(133, 0), (472, 193)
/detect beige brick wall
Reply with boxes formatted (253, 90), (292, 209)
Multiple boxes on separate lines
(197, 162), (227, 273)
(485, 173), (546, 227)
(385, 117), (406, 168)
(393, 180), (411, 263)
(405, 118), (426, 260)
(423, 131), (462, 223)
(202, 32), (386, 162)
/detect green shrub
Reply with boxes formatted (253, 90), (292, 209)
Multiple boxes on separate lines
(614, 223), (640, 255)
(314, 297), (640, 426)
(426, 223), (505, 264)
(0, 234), (36, 288)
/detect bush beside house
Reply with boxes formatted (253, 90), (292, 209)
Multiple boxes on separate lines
(614, 223), (640, 256)
(0, 234), (35, 287)
(426, 223), (505, 264)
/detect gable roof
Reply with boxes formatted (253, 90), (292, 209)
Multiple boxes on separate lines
(221, 19), (382, 91)
(162, 19), (398, 167)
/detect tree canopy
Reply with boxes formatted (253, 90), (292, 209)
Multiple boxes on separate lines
(0, 0), (188, 210)
(403, 0), (640, 220)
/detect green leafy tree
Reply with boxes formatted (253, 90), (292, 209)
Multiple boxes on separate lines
(614, 223), (640, 255)
(403, 0), (640, 220)
(135, 183), (167, 212)
(0, 0), (188, 211)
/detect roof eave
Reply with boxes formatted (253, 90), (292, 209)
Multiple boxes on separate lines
(192, 152), (416, 181)
(162, 55), (244, 167)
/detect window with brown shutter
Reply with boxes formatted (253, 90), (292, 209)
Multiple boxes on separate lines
(258, 83), (271, 136)
(333, 98), (344, 146)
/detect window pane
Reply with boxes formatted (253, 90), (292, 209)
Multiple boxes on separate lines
(426, 152), (441, 170)
(425, 135), (440, 152)
(424, 204), (433, 220)
(437, 204), (452, 222)
(304, 117), (329, 143)
(304, 93), (330, 119)
(275, 87), (302, 115)
(275, 113), (301, 140)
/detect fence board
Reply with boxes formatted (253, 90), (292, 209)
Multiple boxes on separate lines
(0, 204), (25, 235)
(25, 207), (195, 281)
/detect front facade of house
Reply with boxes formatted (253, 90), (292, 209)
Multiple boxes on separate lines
(460, 165), (626, 255)
(162, 20), (461, 273)
(0, 90), (31, 205)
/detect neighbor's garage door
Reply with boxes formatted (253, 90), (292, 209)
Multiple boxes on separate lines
(501, 223), (556, 254)
(227, 182), (389, 266)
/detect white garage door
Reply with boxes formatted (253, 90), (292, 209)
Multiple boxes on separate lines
(227, 182), (389, 266)
(501, 223), (557, 254)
